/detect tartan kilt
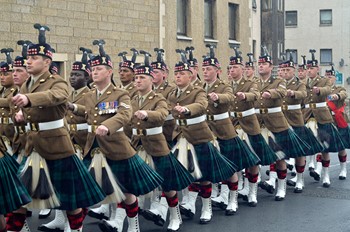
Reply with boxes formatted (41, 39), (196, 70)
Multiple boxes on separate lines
(247, 134), (279, 165)
(107, 154), (163, 196)
(194, 142), (236, 183)
(2, 152), (20, 173)
(152, 153), (194, 192)
(46, 155), (105, 210)
(273, 129), (311, 158)
(317, 123), (346, 153)
(292, 126), (324, 156)
(337, 126), (350, 149)
(217, 137), (260, 171)
(0, 155), (31, 214)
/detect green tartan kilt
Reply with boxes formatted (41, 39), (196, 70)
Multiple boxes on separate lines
(273, 129), (311, 158)
(194, 142), (236, 183)
(3, 152), (20, 173)
(107, 154), (163, 196)
(152, 153), (194, 192)
(317, 123), (346, 153)
(0, 155), (31, 214)
(247, 134), (279, 165)
(217, 137), (260, 171)
(293, 126), (324, 156)
(46, 155), (105, 210)
(337, 126), (350, 149)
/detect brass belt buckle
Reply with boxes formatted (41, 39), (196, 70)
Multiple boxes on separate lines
(2, 117), (9, 124)
(310, 103), (316, 109)
(260, 108), (267, 114)
(282, 105), (288, 111)
(236, 112), (243, 118)
(17, 126), (25, 134)
(70, 124), (77, 131)
(92, 125), (98, 133)
(137, 128), (146, 136)
(207, 115), (214, 121)
(178, 119), (187, 126)
(30, 123), (38, 131)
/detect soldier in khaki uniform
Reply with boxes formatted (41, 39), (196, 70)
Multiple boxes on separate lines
(305, 50), (345, 188)
(186, 47), (202, 87)
(201, 46), (259, 215)
(0, 49), (17, 155)
(74, 41), (163, 232)
(281, 52), (323, 193)
(298, 55), (308, 84)
(255, 48), (309, 201)
(325, 65), (348, 180)
(244, 53), (258, 82)
(118, 49), (138, 99)
(228, 49), (278, 206)
(169, 51), (236, 224)
(9, 24), (105, 232)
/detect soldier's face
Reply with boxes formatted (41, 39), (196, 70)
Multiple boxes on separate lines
(283, 67), (295, 80)
(202, 66), (218, 83)
(12, 67), (29, 86)
(26, 55), (51, 75)
(70, 70), (87, 90)
(298, 68), (307, 80)
(190, 66), (198, 81)
(135, 74), (152, 92)
(258, 62), (273, 76)
(245, 66), (254, 77)
(307, 66), (319, 78)
(92, 65), (112, 84)
(0, 71), (14, 87)
(229, 65), (243, 80)
(174, 70), (191, 88)
(119, 67), (134, 83)
(152, 69), (165, 86)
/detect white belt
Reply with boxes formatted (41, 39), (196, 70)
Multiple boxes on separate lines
(305, 102), (327, 109)
(207, 112), (230, 121)
(282, 104), (301, 111)
(165, 114), (174, 121)
(0, 117), (13, 124)
(132, 126), (163, 136)
(88, 125), (124, 133)
(69, 123), (89, 131)
(230, 108), (256, 118)
(176, 115), (206, 126)
(27, 119), (64, 131)
(255, 107), (282, 114)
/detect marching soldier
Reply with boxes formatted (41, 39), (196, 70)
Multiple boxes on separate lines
(186, 47), (202, 87)
(118, 49), (138, 99)
(202, 46), (259, 215)
(169, 50), (236, 224)
(325, 65), (348, 180)
(244, 53), (258, 82)
(8, 24), (105, 232)
(255, 47), (309, 201)
(305, 50), (345, 188)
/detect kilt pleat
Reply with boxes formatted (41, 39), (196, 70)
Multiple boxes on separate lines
(337, 126), (350, 149)
(194, 142), (236, 183)
(247, 134), (279, 165)
(107, 154), (163, 196)
(217, 137), (260, 171)
(3, 152), (20, 173)
(46, 155), (105, 210)
(153, 153), (194, 192)
(0, 155), (31, 214)
(292, 126), (324, 156)
(317, 123), (346, 153)
(273, 129), (310, 158)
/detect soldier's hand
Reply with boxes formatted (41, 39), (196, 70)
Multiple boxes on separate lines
(95, 125), (109, 136)
(287, 89), (295, 97)
(236, 92), (246, 100)
(12, 94), (29, 107)
(312, 87), (320, 94)
(67, 102), (74, 111)
(134, 110), (148, 120)
(208, 92), (219, 101)
(174, 103), (188, 114)
(262, 91), (271, 99)
(328, 94), (339, 101)
(14, 109), (24, 122)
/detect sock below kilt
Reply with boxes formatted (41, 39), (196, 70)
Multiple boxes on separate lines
(188, 183), (201, 192)
(117, 203), (124, 208)
(67, 209), (85, 230)
(247, 173), (259, 183)
(322, 160), (330, 168)
(199, 184), (212, 198)
(296, 165), (305, 173)
(124, 200), (138, 218)
(316, 154), (322, 162)
(338, 154), (347, 163)
(226, 181), (238, 191)
(6, 213), (26, 231)
(270, 163), (276, 172)
(166, 193), (179, 207)
(276, 169), (287, 179)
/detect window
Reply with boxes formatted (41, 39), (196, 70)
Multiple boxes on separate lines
(177, 0), (187, 35)
(252, 0), (257, 10)
(262, 0), (272, 10)
(285, 11), (297, 26)
(320, 49), (332, 64)
(204, 0), (215, 39)
(229, 3), (238, 40)
(320, 9), (332, 25)
(278, 0), (283, 12)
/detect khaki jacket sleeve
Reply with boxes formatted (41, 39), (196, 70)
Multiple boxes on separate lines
(145, 99), (169, 124)
(26, 80), (69, 107)
(318, 79), (331, 97)
(244, 82), (259, 102)
(338, 87), (348, 100)
(293, 83), (307, 99)
(0, 98), (9, 108)
(186, 90), (208, 117)
(217, 85), (234, 104)
(268, 80), (287, 99)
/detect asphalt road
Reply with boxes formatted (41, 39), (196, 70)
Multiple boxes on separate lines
(26, 152), (350, 232)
